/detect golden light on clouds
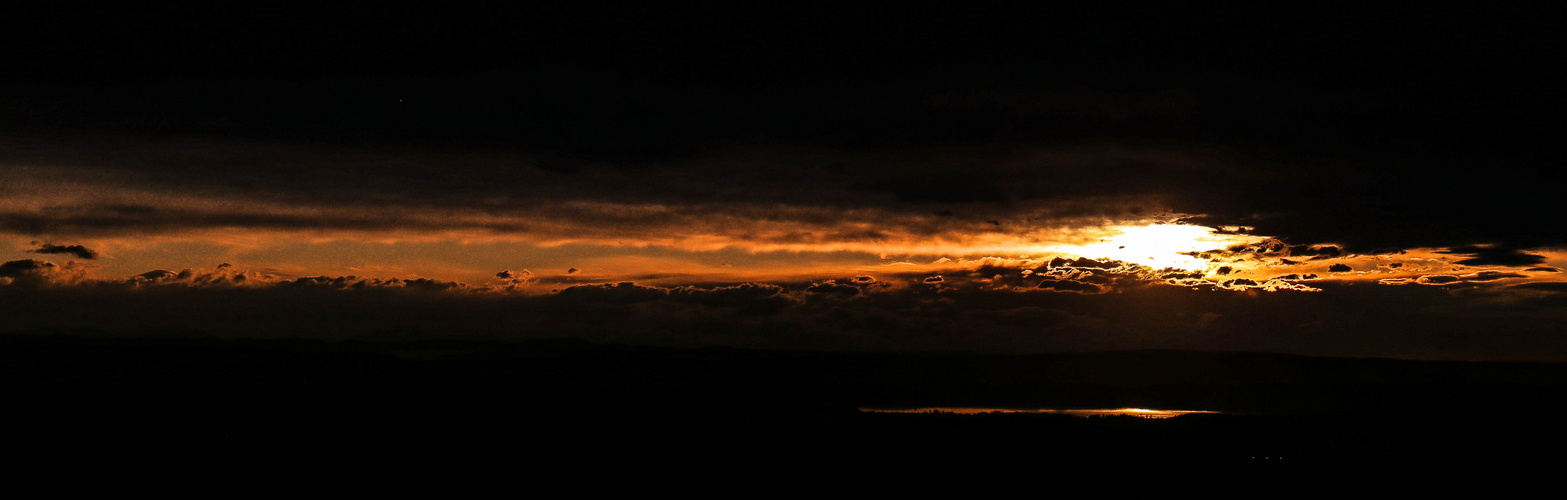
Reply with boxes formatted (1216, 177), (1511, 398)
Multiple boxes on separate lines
(1045, 224), (1265, 271)
(6, 162), (1564, 294)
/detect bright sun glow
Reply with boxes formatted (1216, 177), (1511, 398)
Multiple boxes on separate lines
(1055, 224), (1261, 271)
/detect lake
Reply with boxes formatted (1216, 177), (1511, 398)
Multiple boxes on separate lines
(859, 407), (1218, 419)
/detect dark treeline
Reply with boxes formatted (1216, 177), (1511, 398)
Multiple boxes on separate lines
(6, 331), (1565, 465)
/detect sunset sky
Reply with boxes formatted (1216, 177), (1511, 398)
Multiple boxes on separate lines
(3, 4), (1564, 359)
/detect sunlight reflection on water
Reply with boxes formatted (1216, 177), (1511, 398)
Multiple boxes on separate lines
(859, 408), (1218, 419)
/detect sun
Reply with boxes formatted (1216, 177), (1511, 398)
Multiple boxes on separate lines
(1056, 224), (1261, 271)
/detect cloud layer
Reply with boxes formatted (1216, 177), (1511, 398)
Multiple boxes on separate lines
(4, 5), (1563, 361)
(4, 256), (1564, 360)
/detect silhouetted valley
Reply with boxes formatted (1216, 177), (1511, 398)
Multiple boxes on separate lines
(7, 331), (1564, 465)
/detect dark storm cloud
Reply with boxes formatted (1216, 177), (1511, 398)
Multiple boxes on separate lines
(1440, 246), (1549, 267)
(1328, 263), (1352, 273)
(27, 243), (98, 260)
(0, 203), (492, 236)
(2, 137), (1154, 230)
(1527, 267), (1561, 273)
(6, 4), (1565, 257)
(849, 175), (1005, 204)
(0, 155), (1175, 257)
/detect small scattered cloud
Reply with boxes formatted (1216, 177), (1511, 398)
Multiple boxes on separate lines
(1399, 271), (1529, 286)
(1289, 244), (1343, 260)
(1210, 276), (1320, 292)
(1217, 278), (1259, 290)
(133, 269), (179, 281)
(275, 275), (467, 292)
(806, 280), (862, 296)
(0, 259), (57, 279)
(1046, 257), (1122, 270)
(1460, 271), (1526, 282)
(1417, 275), (1462, 285)
(495, 269), (535, 289)
(0, 258), (96, 286)
(27, 243), (99, 260)
(1271, 273), (1319, 281)
(1035, 278), (1104, 293)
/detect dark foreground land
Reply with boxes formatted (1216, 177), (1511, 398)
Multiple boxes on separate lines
(5, 333), (1565, 466)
